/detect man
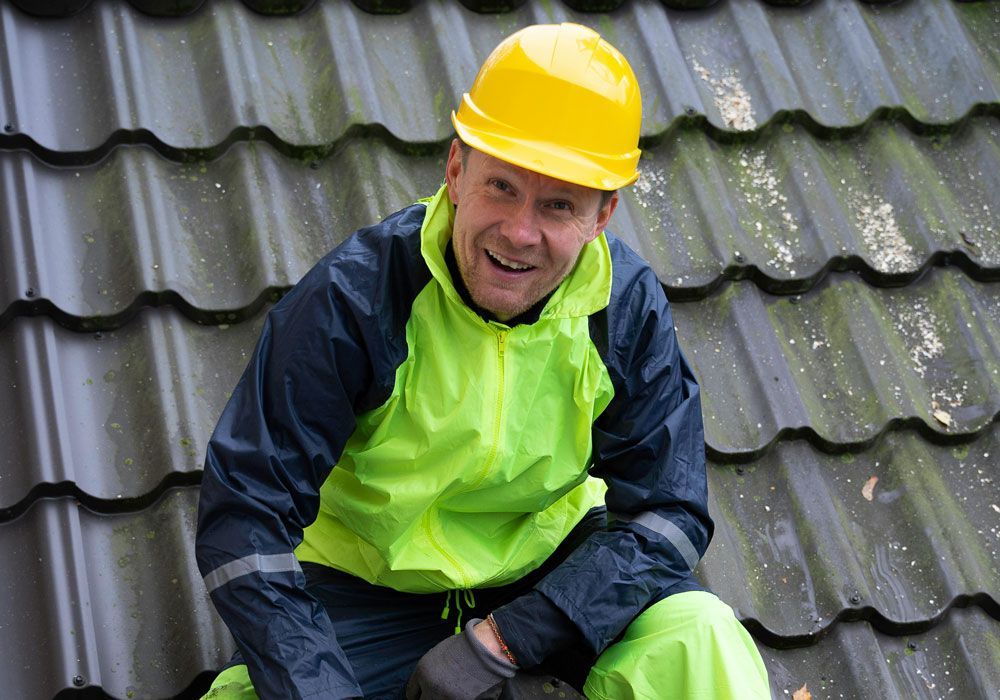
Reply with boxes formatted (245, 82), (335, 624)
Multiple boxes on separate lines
(197, 23), (769, 700)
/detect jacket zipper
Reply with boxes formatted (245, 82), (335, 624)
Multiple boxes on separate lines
(470, 328), (507, 491)
(422, 327), (509, 591)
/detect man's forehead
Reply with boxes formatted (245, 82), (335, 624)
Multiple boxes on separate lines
(471, 148), (599, 199)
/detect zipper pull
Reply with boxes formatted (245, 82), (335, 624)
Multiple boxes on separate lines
(498, 330), (508, 357)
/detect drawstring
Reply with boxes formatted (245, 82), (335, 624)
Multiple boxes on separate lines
(440, 590), (452, 625)
(440, 589), (477, 635)
(456, 589), (476, 634)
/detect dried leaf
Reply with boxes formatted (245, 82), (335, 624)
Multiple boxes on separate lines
(793, 684), (812, 700)
(933, 409), (952, 427)
(862, 476), (879, 501)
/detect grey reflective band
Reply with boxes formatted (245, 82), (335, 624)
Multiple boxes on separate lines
(614, 511), (700, 571)
(203, 553), (302, 593)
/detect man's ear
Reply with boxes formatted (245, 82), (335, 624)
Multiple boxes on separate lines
(445, 139), (464, 205)
(589, 191), (619, 242)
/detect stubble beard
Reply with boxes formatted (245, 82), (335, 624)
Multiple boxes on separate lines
(463, 267), (540, 321)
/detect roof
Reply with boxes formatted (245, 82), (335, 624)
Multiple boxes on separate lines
(1, 0), (998, 697)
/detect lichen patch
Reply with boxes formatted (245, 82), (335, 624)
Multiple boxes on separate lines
(736, 149), (801, 275)
(692, 60), (757, 131)
(634, 166), (667, 210)
(852, 193), (919, 274)
(895, 302), (944, 379)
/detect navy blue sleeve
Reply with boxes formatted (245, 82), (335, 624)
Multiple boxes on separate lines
(493, 591), (582, 667)
(494, 236), (712, 661)
(195, 206), (428, 699)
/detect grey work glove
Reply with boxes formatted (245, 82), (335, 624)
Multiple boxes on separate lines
(406, 619), (517, 699)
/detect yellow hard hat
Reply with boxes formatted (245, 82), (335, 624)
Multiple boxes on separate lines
(451, 23), (642, 191)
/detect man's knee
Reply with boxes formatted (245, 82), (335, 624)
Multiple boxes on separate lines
(201, 664), (258, 700)
(583, 591), (770, 700)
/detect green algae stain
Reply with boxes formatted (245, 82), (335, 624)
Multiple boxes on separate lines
(954, 0), (1000, 48)
(840, 453), (855, 464)
(346, 85), (365, 119)
(180, 436), (198, 457)
(597, 16), (616, 42)
(905, 453), (997, 580)
(306, 63), (337, 135)
(951, 445), (969, 461)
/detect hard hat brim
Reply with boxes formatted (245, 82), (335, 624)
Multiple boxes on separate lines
(452, 111), (640, 192)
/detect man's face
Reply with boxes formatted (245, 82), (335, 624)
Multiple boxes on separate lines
(444, 141), (618, 321)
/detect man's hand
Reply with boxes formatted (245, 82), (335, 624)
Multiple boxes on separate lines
(405, 619), (516, 699)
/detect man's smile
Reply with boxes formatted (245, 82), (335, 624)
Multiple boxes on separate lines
(485, 248), (536, 273)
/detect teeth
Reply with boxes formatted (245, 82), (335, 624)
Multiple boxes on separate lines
(487, 249), (532, 270)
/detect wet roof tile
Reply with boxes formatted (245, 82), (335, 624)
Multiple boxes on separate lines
(3, 121), (999, 325)
(760, 606), (1000, 699)
(1, 0), (997, 156)
(0, 489), (232, 699)
(1, 0), (998, 697)
(700, 425), (1000, 640)
(674, 268), (1000, 456)
(0, 309), (262, 513)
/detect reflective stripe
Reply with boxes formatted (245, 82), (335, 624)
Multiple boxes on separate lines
(614, 512), (700, 571)
(203, 553), (302, 593)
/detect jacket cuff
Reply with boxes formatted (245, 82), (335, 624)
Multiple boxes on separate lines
(492, 590), (585, 668)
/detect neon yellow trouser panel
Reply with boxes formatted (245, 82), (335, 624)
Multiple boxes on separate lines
(201, 664), (257, 700)
(203, 591), (769, 699)
(584, 591), (770, 700)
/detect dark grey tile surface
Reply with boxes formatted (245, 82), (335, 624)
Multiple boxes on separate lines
(0, 309), (263, 512)
(1, 0), (998, 698)
(760, 606), (1000, 700)
(1, 0), (997, 155)
(4, 121), (999, 324)
(0, 489), (232, 700)
(0, 142), (443, 323)
(674, 268), (1000, 456)
(701, 425), (1000, 640)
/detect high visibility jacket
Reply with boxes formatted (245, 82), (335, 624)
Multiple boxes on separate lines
(195, 185), (711, 699)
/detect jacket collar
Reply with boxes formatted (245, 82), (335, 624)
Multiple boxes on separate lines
(418, 184), (612, 322)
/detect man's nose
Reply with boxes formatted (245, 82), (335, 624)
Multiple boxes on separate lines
(501, 200), (541, 247)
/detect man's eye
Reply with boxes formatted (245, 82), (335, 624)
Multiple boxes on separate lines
(550, 201), (572, 212)
(491, 179), (511, 192)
